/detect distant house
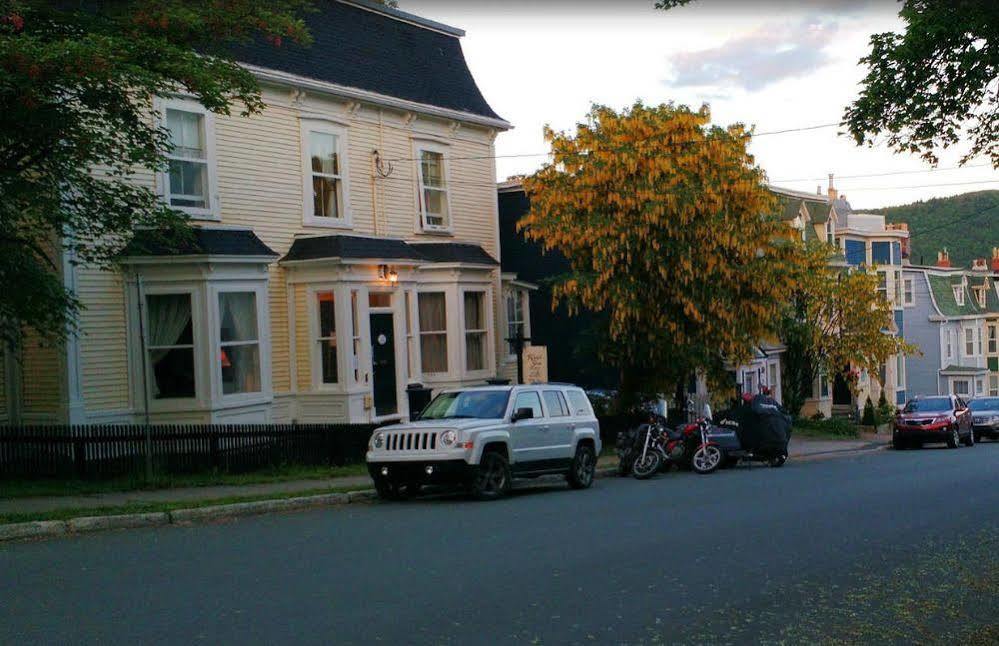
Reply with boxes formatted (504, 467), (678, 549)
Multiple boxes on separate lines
(902, 249), (997, 398)
(0, 1), (523, 426)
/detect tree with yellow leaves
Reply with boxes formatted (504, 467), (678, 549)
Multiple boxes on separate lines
(519, 102), (801, 401)
(779, 241), (918, 416)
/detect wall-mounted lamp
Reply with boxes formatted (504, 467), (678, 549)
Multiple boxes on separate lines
(378, 265), (399, 284)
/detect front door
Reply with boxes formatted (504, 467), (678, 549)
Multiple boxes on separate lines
(369, 312), (397, 417)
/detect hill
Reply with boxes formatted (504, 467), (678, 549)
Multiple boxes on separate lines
(863, 190), (999, 268)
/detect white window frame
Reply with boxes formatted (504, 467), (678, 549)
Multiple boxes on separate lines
(143, 289), (199, 403)
(990, 374), (999, 397)
(953, 285), (965, 306)
(975, 287), (987, 308)
(952, 378), (971, 396)
(309, 287), (340, 390)
(350, 289), (362, 385)
(300, 119), (351, 228)
(966, 327), (975, 357)
(417, 290), (449, 375)
(157, 97), (219, 220)
(213, 285), (268, 403)
(988, 324), (997, 354)
(505, 288), (527, 361)
(413, 140), (452, 233)
(902, 277), (915, 307)
(461, 289), (490, 375)
(976, 377), (985, 395)
(825, 219), (834, 245)
(944, 328), (954, 361)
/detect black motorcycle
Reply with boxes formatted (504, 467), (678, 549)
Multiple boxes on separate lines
(690, 401), (793, 474)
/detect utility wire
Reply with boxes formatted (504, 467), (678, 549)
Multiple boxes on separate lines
(382, 121), (842, 163)
(772, 163), (993, 184)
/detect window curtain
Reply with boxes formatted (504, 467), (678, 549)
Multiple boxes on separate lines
(147, 294), (192, 360)
(419, 293), (447, 373)
(220, 292), (258, 342)
(219, 292), (260, 394)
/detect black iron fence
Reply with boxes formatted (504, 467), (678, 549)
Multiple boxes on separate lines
(0, 423), (379, 480)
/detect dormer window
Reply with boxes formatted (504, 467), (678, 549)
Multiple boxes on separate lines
(416, 143), (451, 231)
(825, 219), (834, 245)
(953, 285), (965, 306)
(975, 287), (987, 308)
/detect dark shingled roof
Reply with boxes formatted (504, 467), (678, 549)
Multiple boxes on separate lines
(229, 1), (502, 121)
(123, 228), (277, 258)
(409, 242), (499, 266)
(804, 200), (831, 223)
(281, 235), (425, 263)
(281, 235), (498, 266)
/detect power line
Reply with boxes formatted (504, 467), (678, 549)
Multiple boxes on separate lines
(835, 179), (999, 192)
(772, 163), (993, 184)
(382, 121), (841, 163)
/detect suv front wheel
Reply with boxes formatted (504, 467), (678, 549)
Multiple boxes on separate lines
(472, 451), (512, 500)
(567, 443), (596, 489)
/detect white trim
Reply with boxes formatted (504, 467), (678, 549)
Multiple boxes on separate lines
(243, 64), (512, 131)
(416, 289), (449, 376)
(413, 140), (453, 234)
(308, 286), (343, 391)
(300, 119), (353, 229)
(211, 284), (271, 405)
(459, 287), (492, 376)
(156, 97), (220, 220)
(902, 276), (915, 307)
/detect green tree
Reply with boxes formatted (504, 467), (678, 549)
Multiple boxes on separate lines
(844, 1), (999, 167)
(0, 0), (312, 348)
(519, 101), (802, 402)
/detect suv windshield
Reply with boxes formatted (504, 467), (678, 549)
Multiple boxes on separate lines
(418, 390), (511, 420)
(969, 398), (999, 411)
(902, 398), (952, 413)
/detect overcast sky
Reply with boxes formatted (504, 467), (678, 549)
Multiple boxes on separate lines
(403, 0), (999, 209)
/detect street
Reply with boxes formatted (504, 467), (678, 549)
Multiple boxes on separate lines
(2, 445), (997, 645)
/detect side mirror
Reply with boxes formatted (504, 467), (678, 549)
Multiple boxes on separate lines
(511, 407), (534, 423)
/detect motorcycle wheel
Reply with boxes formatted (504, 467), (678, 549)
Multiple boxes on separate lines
(632, 452), (661, 479)
(769, 454), (787, 468)
(691, 445), (723, 474)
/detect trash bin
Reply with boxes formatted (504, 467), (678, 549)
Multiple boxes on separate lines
(405, 383), (433, 420)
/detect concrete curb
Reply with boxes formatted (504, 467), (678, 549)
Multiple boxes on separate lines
(793, 444), (889, 462)
(0, 490), (373, 543)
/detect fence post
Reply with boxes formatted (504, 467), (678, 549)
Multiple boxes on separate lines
(144, 424), (153, 482)
(210, 433), (220, 470)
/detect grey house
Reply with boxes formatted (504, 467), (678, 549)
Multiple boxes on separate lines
(901, 258), (994, 399)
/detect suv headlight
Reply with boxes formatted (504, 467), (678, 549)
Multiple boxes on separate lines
(372, 431), (385, 449)
(440, 430), (458, 447)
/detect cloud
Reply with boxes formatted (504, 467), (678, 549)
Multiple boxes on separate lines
(666, 18), (839, 92)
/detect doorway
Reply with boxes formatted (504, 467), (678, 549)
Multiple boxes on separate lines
(369, 312), (397, 417)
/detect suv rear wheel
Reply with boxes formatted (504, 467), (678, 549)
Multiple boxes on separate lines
(963, 428), (975, 447)
(567, 443), (596, 489)
(472, 451), (512, 500)
(946, 426), (960, 449)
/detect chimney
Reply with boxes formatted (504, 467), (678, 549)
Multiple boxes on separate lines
(817, 185), (822, 196)
(992, 247), (999, 272)
(972, 258), (988, 271)
(827, 173), (838, 201)
(936, 248), (951, 268)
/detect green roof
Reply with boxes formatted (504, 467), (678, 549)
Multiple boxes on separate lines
(927, 274), (984, 316)
(803, 200), (831, 224)
(775, 196), (803, 221)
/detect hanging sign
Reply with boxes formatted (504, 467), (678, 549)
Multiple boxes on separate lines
(523, 346), (549, 384)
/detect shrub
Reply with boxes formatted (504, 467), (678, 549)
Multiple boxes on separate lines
(861, 396), (877, 426)
(793, 416), (860, 438)
(876, 390), (895, 425)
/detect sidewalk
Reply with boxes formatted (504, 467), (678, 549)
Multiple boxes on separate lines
(1, 438), (886, 519)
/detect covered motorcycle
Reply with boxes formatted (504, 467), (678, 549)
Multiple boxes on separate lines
(691, 393), (793, 473)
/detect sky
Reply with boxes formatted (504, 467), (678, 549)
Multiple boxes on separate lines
(402, 0), (999, 209)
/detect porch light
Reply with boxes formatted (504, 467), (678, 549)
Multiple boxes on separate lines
(378, 264), (399, 284)
(388, 269), (398, 283)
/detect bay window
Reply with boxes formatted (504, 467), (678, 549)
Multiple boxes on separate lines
(966, 328), (975, 357)
(316, 291), (338, 385)
(989, 324), (997, 354)
(418, 292), (448, 374)
(146, 293), (195, 399)
(218, 292), (261, 395)
(302, 122), (349, 226)
(417, 146), (450, 230)
(464, 291), (487, 371)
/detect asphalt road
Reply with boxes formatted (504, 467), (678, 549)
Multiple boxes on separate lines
(2, 444), (997, 645)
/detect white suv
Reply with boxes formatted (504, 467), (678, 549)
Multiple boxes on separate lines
(366, 384), (601, 500)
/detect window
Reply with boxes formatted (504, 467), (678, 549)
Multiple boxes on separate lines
(989, 325), (997, 354)
(903, 277), (915, 306)
(350, 290), (361, 383)
(966, 328), (975, 357)
(418, 292), (447, 374)
(976, 378), (985, 395)
(218, 292), (261, 395)
(316, 292), (337, 385)
(844, 239), (866, 266)
(567, 390), (593, 416)
(953, 380), (970, 396)
(977, 326), (983, 355)
(990, 375), (999, 397)
(893, 270), (902, 305)
(302, 123), (348, 226)
(417, 147), (449, 229)
(742, 370), (756, 395)
(953, 286), (965, 306)
(405, 291), (415, 378)
(896, 355), (906, 390)
(146, 293), (195, 399)
(975, 287), (987, 308)
(876, 271), (888, 302)
(945, 329), (954, 360)
(368, 292), (391, 308)
(871, 241), (891, 265)
(512, 391), (543, 418)
(768, 362), (778, 394)
(506, 289), (525, 357)
(543, 391), (569, 417)
(825, 220), (834, 245)
(164, 105), (213, 215)
(463, 291), (487, 372)
(819, 372), (830, 399)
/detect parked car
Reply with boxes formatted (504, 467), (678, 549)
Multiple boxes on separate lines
(968, 397), (999, 443)
(892, 395), (975, 450)
(366, 384), (601, 500)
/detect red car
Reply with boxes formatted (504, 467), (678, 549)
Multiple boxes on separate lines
(893, 395), (975, 450)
